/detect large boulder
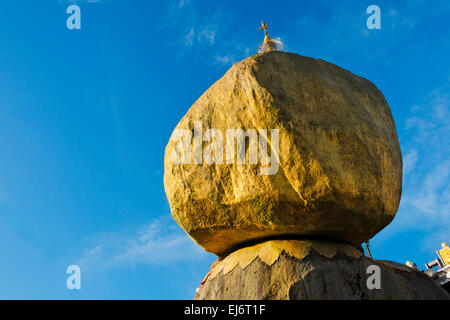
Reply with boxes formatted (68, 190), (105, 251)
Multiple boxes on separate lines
(164, 51), (402, 257)
(196, 240), (450, 300)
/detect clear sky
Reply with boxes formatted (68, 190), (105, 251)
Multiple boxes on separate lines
(0, 0), (448, 299)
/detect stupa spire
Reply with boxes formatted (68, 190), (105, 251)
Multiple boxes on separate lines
(257, 20), (282, 53)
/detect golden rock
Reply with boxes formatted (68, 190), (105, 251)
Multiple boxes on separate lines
(164, 51), (402, 257)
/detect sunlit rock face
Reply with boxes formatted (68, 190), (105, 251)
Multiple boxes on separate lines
(164, 51), (402, 257)
(196, 240), (450, 300)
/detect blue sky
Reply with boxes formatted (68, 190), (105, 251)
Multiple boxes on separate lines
(0, 0), (448, 299)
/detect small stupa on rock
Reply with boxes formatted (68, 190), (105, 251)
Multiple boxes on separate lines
(257, 21), (284, 53)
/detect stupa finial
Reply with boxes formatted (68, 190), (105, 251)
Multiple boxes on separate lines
(258, 21), (269, 36)
(257, 20), (283, 53)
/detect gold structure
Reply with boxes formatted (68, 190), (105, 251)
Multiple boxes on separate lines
(258, 21), (278, 52)
(439, 242), (450, 266)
